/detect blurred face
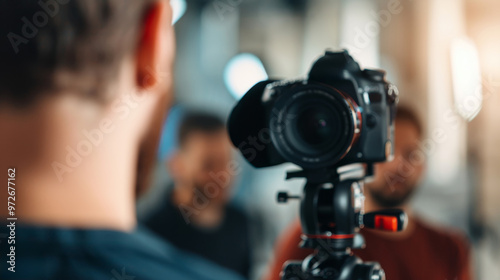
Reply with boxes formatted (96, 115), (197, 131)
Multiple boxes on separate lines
(173, 130), (234, 203)
(365, 120), (425, 208)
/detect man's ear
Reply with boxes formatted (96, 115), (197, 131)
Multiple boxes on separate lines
(136, 1), (173, 90)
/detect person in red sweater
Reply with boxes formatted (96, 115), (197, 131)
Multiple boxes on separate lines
(265, 106), (472, 280)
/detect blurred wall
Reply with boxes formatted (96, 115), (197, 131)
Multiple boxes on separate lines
(465, 0), (500, 278)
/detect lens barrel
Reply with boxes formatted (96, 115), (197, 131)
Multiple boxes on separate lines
(269, 83), (361, 169)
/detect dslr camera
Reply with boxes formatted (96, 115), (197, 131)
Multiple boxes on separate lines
(228, 50), (399, 170)
(229, 50), (404, 280)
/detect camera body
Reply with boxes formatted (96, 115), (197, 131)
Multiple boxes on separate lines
(228, 50), (398, 170)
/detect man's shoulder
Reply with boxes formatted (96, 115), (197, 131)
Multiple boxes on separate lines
(1, 224), (243, 280)
(227, 204), (249, 220)
(414, 217), (470, 255)
(226, 204), (251, 230)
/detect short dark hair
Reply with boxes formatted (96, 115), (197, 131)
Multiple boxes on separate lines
(0, 0), (155, 107)
(178, 112), (225, 147)
(395, 105), (423, 137)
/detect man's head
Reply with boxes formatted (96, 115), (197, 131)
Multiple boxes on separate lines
(0, 1), (175, 194)
(168, 112), (234, 204)
(365, 106), (425, 208)
(1, 0), (174, 105)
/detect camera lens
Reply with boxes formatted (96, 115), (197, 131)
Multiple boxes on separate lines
(287, 98), (345, 158)
(296, 106), (335, 146)
(270, 84), (360, 169)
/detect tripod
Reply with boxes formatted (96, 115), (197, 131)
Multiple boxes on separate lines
(277, 165), (407, 280)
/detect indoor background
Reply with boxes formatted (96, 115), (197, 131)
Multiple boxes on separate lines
(137, 0), (500, 279)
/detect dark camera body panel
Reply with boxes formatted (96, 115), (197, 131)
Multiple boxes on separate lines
(228, 50), (398, 170)
(309, 51), (397, 166)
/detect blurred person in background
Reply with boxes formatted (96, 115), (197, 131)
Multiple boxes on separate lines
(143, 111), (252, 279)
(265, 106), (473, 280)
(0, 1), (243, 280)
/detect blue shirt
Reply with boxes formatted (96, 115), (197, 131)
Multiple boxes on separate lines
(0, 224), (245, 280)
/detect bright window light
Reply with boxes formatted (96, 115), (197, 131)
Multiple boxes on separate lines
(170, 0), (187, 25)
(451, 37), (482, 121)
(224, 53), (268, 100)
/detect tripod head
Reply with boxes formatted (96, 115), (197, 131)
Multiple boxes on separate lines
(278, 164), (407, 280)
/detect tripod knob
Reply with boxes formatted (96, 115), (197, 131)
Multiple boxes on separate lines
(277, 192), (300, 203)
(360, 209), (407, 232)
